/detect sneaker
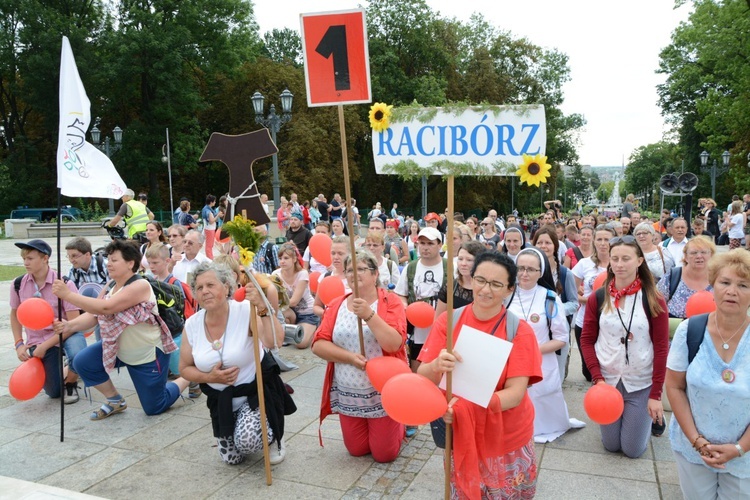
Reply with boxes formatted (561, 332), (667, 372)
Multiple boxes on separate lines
(652, 419), (666, 437)
(405, 426), (418, 438)
(269, 438), (286, 465)
(188, 382), (202, 399)
(64, 383), (79, 404)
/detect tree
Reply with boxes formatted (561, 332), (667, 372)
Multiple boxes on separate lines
(624, 142), (683, 202)
(263, 28), (302, 66)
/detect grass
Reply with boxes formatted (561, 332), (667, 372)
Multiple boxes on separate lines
(0, 265), (26, 281)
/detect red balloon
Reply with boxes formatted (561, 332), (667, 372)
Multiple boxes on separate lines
(366, 356), (411, 393)
(318, 276), (345, 305)
(405, 301), (435, 328)
(309, 234), (332, 267)
(233, 287), (246, 302)
(685, 290), (716, 318)
(9, 357), (46, 401)
(593, 272), (607, 291)
(16, 297), (54, 330)
(308, 271), (321, 294)
(584, 383), (624, 425)
(381, 373), (448, 426)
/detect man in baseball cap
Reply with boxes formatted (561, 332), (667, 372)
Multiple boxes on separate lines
(11, 239), (85, 404)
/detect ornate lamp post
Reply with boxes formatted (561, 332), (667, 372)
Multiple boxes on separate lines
(700, 150), (730, 201)
(90, 118), (124, 216)
(251, 89), (293, 213)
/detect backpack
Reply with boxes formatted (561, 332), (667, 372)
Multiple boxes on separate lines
(107, 274), (185, 338)
(666, 267), (682, 302)
(167, 276), (197, 319)
(685, 313), (709, 364)
(406, 258), (449, 304)
(14, 273), (69, 297)
(572, 246), (583, 263)
(595, 287), (652, 318)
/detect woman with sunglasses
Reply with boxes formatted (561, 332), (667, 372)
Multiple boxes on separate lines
(563, 225), (595, 270)
(657, 237), (716, 319)
(580, 236), (669, 458)
(166, 225), (187, 273)
(418, 252), (543, 498)
(273, 243), (319, 349)
(507, 248), (583, 443)
(634, 222), (675, 281)
(532, 225), (578, 380)
(572, 224), (616, 382)
(312, 250), (407, 463)
(479, 217), (501, 250)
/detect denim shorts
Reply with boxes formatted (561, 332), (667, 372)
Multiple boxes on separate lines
(295, 312), (321, 327)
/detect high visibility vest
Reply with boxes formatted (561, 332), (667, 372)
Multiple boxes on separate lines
(125, 200), (149, 238)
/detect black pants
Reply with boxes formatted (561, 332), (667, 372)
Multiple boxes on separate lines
(575, 325), (592, 382)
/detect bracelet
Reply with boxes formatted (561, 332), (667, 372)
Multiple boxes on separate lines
(256, 307), (269, 317)
(364, 310), (376, 322)
(736, 443), (746, 458)
(14, 339), (25, 349)
(692, 434), (705, 449)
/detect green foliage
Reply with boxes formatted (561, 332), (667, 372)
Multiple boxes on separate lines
(75, 199), (107, 221)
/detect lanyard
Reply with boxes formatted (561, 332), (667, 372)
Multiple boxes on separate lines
(615, 292), (638, 365)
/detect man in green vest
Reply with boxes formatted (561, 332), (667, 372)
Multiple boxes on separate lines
(108, 189), (152, 242)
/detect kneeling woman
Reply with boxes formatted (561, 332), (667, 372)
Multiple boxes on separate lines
(52, 239), (190, 420)
(179, 262), (296, 465)
(312, 250), (407, 463)
(581, 236), (669, 458)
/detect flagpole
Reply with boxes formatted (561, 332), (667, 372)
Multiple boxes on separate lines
(56, 188), (65, 442)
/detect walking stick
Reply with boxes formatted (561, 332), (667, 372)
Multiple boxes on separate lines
(250, 300), (272, 485)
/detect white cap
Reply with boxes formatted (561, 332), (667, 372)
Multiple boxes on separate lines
(418, 227), (442, 241)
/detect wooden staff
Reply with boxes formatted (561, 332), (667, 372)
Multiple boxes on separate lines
(338, 104), (365, 356)
(444, 176), (455, 498)
(242, 209), (272, 485)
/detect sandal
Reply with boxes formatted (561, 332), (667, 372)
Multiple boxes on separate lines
(90, 398), (127, 421)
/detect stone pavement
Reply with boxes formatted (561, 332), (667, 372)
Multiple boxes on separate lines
(0, 235), (684, 499)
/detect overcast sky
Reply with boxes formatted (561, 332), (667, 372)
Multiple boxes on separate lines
(254, 0), (691, 167)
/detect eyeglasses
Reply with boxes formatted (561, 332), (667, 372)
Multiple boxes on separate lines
(517, 266), (540, 274)
(345, 267), (375, 275)
(686, 250), (711, 257)
(609, 236), (636, 245)
(634, 232), (650, 237)
(472, 276), (507, 291)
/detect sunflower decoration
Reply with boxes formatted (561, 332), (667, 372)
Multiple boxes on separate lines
(369, 102), (393, 133)
(221, 215), (261, 267)
(516, 154), (552, 187)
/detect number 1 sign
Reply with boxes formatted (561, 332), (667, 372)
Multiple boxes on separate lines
(300, 9), (372, 107)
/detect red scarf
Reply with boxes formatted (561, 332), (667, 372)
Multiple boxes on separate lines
(608, 277), (642, 308)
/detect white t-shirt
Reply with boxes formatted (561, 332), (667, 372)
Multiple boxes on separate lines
(395, 260), (444, 344)
(185, 300), (263, 411)
(273, 269), (314, 315)
(571, 257), (607, 328)
(377, 258), (400, 288)
(729, 213), (745, 239)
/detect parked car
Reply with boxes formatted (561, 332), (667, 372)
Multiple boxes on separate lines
(9, 206), (82, 222)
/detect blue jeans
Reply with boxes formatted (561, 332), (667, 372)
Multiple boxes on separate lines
(36, 332), (87, 398)
(73, 341), (181, 416)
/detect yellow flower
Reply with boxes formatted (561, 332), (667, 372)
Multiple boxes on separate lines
(369, 102), (393, 132)
(515, 154), (551, 187)
(238, 246), (255, 267)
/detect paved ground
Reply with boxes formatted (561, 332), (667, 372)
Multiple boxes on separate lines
(0, 235), (686, 499)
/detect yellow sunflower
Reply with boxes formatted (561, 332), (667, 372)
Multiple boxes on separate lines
(515, 154), (551, 187)
(369, 102), (393, 132)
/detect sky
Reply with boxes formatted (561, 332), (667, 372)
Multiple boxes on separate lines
(253, 0), (692, 167)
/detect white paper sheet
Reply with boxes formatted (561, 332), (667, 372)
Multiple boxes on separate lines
(439, 326), (513, 408)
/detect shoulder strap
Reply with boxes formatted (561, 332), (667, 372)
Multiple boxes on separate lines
(559, 266), (569, 302)
(95, 253), (107, 282)
(572, 246), (583, 262)
(506, 309), (520, 342)
(668, 267), (682, 301)
(686, 313), (709, 364)
(544, 289), (557, 340)
(451, 306), (466, 331)
(441, 259), (448, 287)
(14, 275), (23, 296)
(595, 287), (605, 316)
(406, 260), (418, 303)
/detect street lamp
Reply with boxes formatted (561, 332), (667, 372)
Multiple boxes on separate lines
(90, 118), (124, 216)
(162, 128), (174, 218)
(252, 89), (293, 213)
(700, 150), (730, 201)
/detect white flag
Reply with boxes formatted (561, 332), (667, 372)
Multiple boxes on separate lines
(56, 36), (126, 198)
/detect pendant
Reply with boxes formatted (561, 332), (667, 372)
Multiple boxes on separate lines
(722, 343), (729, 350)
(530, 313), (540, 323)
(722, 369), (736, 383)
(212, 339), (222, 351)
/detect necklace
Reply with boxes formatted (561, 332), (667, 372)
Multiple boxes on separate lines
(205, 303), (230, 358)
(714, 314), (748, 350)
(517, 286), (539, 323)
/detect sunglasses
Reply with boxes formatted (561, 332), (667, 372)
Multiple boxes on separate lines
(609, 236), (636, 245)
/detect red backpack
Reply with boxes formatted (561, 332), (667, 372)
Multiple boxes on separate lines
(168, 276), (197, 319)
